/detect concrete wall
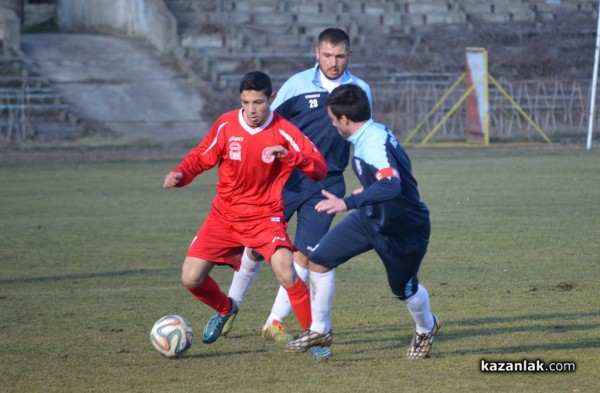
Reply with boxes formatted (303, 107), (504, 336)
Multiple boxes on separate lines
(0, 5), (20, 54)
(57, 0), (178, 53)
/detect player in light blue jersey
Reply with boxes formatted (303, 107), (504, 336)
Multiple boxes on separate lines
(223, 28), (373, 345)
(284, 84), (439, 360)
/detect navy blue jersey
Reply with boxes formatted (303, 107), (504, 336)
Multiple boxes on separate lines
(271, 64), (372, 184)
(342, 119), (429, 235)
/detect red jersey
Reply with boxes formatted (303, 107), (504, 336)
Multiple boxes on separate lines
(174, 109), (327, 222)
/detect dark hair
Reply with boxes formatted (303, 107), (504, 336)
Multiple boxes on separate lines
(239, 71), (273, 97)
(325, 84), (371, 122)
(317, 28), (350, 49)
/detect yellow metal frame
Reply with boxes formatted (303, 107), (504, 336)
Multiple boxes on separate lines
(403, 48), (551, 146)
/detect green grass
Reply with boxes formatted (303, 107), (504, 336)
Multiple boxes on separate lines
(1, 147), (599, 392)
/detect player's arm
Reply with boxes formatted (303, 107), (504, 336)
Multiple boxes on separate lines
(163, 171), (184, 189)
(315, 169), (400, 214)
(268, 141), (327, 181)
(279, 125), (327, 181)
(343, 169), (401, 209)
(164, 121), (224, 188)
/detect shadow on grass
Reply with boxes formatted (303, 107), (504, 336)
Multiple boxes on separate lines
(0, 267), (179, 285)
(332, 311), (600, 358)
(187, 346), (269, 359)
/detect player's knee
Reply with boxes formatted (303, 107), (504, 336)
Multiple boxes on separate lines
(293, 250), (309, 267)
(393, 292), (411, 301)
(181, 276), (197, 290)
(391, 277), (419, 300)
(181, 270), (203, 289)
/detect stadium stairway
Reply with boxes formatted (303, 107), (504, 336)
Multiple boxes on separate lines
(17, 32), (209, 144)
(0, 50), (90, 143)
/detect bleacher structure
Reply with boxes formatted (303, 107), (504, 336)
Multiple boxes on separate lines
(1, 0), (598, 143)
(0, 52), (88, 143)
(162, 0), (598, 143)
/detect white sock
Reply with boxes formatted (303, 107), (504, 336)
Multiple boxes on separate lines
(309, 268), (336, 334)
(265, 260), (309, 327)
(403, 284), (434, 334)
(227, 249), (264, 307)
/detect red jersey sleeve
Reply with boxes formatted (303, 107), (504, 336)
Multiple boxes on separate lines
(172, 116), (227, 187)
(275, 116), (327, 181)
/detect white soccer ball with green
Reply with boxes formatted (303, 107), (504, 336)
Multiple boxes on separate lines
(150, 314), (194, 357)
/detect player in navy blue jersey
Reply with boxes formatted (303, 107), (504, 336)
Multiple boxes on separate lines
(223, 28), (373, 344)
(284, 84), (439, 360)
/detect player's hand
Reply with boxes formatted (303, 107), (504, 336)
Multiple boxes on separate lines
(315, 189), (347, 214)
(163, 172), (183, 189)
(265, 145), (289, 158)
(351, 187), (364, 195)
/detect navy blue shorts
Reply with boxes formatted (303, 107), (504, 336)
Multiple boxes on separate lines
(283, 174), (345, 257)
(309, 210), (430, 299)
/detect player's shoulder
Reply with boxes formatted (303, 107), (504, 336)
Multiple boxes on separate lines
(271, 112), (302, 133)
(280, 67), (318, 91)
(345, 70), (371, 90)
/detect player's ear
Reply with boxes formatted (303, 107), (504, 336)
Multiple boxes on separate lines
(269, 91), (276, 103)
(314, 46), (319, 60)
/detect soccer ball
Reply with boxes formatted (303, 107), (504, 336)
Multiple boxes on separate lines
(149, 314), (194, 357)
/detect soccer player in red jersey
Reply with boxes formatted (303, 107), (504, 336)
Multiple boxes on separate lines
(163, 71), (327, 345)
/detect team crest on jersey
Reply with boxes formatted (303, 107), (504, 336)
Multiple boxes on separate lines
(229, 142), (242, 161)
(262, 147), (275, 164)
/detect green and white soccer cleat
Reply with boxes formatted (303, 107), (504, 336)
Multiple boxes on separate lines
(221, 303), (239, 338)
(202, 298), (239, 344)
(261, 320), (293, 344)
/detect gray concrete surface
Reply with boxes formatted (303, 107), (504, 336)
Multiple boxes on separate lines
(20, 32), (209, 143)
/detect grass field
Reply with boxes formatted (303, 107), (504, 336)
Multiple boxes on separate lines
(1, 146), (599, 392)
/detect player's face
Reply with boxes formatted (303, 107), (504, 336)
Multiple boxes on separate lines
(315, 41), (351, 80)
(240, 90), (273, 127)
(327, 107), (351, 139)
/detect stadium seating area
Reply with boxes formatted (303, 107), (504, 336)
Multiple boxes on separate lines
(0, 51), (88, 142)
(0, 0), (598, 142)
(162, 0), (597, 87)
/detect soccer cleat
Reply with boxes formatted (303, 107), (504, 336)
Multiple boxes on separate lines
(202, 298), (239, 344)
(406, 315), (441, 359)
(284, 330), (333, 353)
(221, 303), (239, 338)
(310, 345), (332, 361)
(261, 320), (293, 344)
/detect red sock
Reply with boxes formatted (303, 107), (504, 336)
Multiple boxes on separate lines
(187, 275), (231, 315)
(285, 278), (312, 331)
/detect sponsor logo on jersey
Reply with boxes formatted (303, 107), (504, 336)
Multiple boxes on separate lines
(270, 217), (281, 222)
(386, 128), (399, 148)
(262, 147), (275, 164)
(229, 141), (242, 161)
(354, 158), (363, 176)
(229, 136), (244, 142)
